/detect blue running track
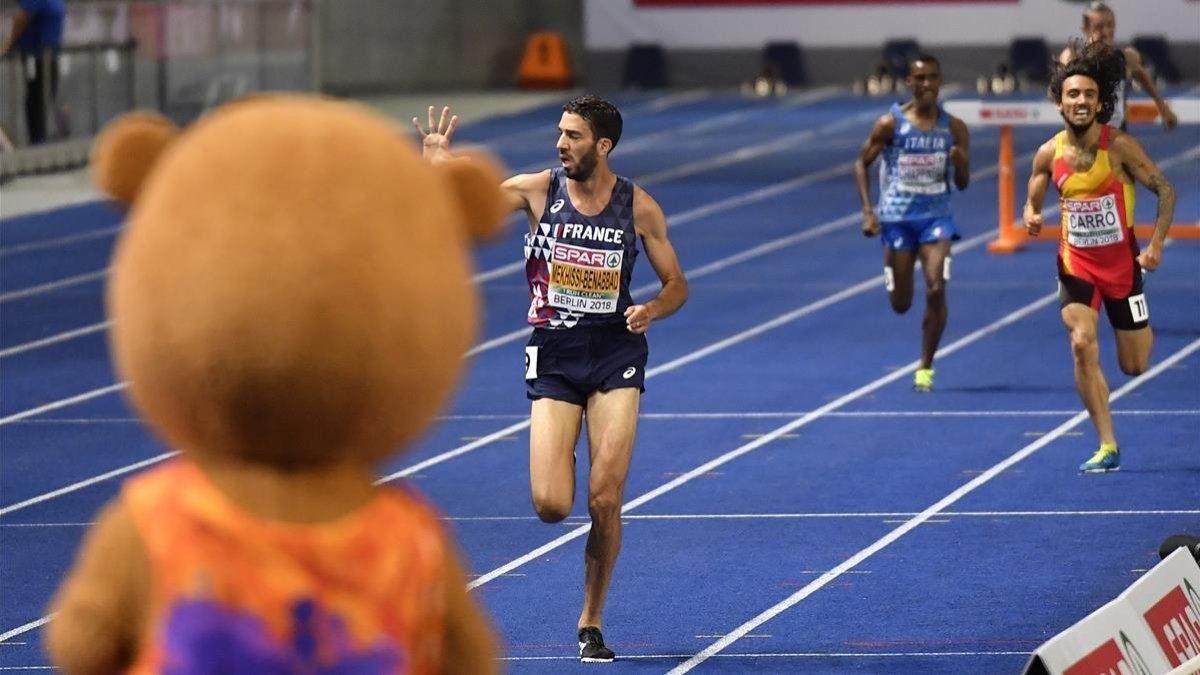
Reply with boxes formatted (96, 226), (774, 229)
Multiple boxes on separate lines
(1, 89), (1198, 673)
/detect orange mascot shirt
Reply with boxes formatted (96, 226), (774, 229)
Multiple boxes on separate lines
(123, 460), (447, 674)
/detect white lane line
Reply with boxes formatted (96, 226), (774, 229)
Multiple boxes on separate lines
(509, 88), (846, 172)
(0, 112), (896, 355)
(0, 225), (121, 257)
(500, 649), (1031, 661)
(0, 94), (840, 303)
(383, 225), (989, 489)
(431, 409), (1200, 421)
(619, 510), (1200, 520)
(10, 136), (1189, 520)
(466, 144), (1023, 357)
(465, 287), (1062, 591)
(471, 122), (882, 285)
(0, 616), (54, 644)
(6, 509), (1199, 528)
(0, 321), (110, 359)
(671, 337), (1200, 673)
(0, 161), (922, 507)
(0, 452), (178, 517)
(1, 144), (1194, 642)
(0, 383), (127, 427)
(25, 407), (1196, 425)
(0, 269), (108, 304)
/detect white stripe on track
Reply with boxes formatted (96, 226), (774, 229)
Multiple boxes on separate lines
(0, 321), (110, 359)
(671, 337), (1200, 673)
(501, 649), (1030, 661)
(0, 226), (121, 257)
(465, 286), (1061, 590)
(10, 409), (1196, 424)
(0, 269), (108, 304)
(0, 616), (54, 645)
(434, 409), (1200, 420)
(7, 509), (1197, 528)
(0, 452), (177, 518)
(0, 383), (127, 427)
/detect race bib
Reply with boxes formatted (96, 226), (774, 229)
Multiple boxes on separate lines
(1128, 293), (1149, 323)
(1064, 196), (1125, 248)
(524, 346), (538, 379)
(897, 152), (948, 195)
(547, 242), (623, 314)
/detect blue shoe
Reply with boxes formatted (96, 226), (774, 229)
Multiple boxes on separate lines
(1079, 444), (1120, 473)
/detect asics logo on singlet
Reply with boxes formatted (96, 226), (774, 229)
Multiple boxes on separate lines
(550, 199), (565, 214)
(623, 367), (637, 379)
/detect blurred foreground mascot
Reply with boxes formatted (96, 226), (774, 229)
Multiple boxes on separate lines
(47, 96), (510, 674)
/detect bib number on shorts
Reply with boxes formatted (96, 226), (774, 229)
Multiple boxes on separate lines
(525, 346), (539, 380)
(1128, 293), (1149, 323)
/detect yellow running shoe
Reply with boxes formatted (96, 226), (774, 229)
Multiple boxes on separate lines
(1080, 444), (1120, 473)
(913, 368), (934, 393)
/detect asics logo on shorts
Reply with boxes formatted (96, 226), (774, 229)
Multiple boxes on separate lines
(622, 367), (636, 379)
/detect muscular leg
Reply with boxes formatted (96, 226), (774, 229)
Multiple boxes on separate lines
(529, 398), (584, 523)
(1113, 326), (1153, 376)
(1062, 303), (1116, 447)
(577, 388), (639, 630)
(884, 247), (916, 314)
(916, 240), (952, 369)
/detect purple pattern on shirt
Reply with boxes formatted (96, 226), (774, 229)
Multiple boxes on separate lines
(160, 597), (404, 674)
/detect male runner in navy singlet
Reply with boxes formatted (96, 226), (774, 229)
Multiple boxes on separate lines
(414, 96), (688, 663)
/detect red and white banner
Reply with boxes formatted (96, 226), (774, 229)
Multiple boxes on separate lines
(1026, 548), (1200, 675)
(636, 0), (1015, 5)
(587, 0), (1200, 48)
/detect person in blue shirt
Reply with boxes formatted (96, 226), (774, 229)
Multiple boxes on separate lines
(854, 53), (970, 392)
(2, 0), (66, 144)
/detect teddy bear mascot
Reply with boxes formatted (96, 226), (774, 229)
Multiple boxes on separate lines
(44, 95), (510, 674)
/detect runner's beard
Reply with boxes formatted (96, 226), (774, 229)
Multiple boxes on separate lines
(565, 146), (599, 181)
(1062, 110), (1095, 136)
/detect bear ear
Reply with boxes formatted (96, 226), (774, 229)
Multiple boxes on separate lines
(90, 111), (181, 205)
(432, 153), (510, 241)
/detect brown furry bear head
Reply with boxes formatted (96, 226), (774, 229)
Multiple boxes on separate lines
(93, 96), (508, 470)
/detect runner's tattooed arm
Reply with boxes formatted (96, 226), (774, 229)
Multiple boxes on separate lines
(1113, 132), (1175, 271)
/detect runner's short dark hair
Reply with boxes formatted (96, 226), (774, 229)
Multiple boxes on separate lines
(563, 95), (623, 151)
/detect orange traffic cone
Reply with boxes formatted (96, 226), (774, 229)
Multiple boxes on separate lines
(518, 32), (573, 90)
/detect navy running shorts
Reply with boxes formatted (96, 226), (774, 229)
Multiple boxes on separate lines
(524, 323), (648, 406)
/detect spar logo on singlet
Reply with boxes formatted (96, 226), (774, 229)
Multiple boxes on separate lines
(896, 152), (947, 195)
(1143, 580), (1200, 667)
(1064, 630), (1153, 675)
(547, 225), (624, 314)
(1064, 195), (1125, 248)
